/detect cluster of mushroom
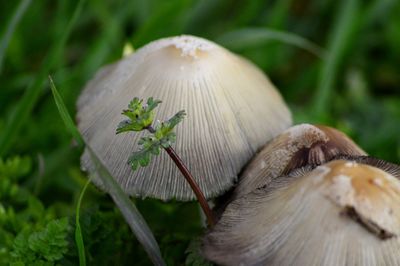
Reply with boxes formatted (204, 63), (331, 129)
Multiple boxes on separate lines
(77, 35), (400, 265)
(203, 124), (400, 265)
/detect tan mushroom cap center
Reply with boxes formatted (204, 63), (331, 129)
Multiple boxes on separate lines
(313, 160), (400, 238)
(165, 42), (211, 59)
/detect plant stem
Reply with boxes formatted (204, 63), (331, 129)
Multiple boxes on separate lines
(164, 147), (215, 226)
(146, 126), (215, 227)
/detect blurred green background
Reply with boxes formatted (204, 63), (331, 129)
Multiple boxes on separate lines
(1, 0), (399, 265)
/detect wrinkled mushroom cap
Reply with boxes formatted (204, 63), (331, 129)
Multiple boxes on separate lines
(203, 158), (400, 265)
(77, 35), (292, 201)
(231, 124), (366, 200)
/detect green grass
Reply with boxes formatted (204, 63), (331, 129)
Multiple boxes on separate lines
(75, 178), (90, 266)
(0, 0), (32, 73)
(1, 0), (400, 265)
(313, 0), (360, 120)
(0, 0), (85, 156)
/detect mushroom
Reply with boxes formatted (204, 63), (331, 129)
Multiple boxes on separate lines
(77, 35), (292, 201)
(230, 124), (366, 202)
(202, 157), (400, 265)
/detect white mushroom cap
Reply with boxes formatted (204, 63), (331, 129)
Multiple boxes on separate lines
(231, 124), (366, 201)
(77, 35), (292, 201)
(203, 158), (400, 265)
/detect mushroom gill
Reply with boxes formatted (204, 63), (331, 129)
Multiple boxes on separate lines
(202, 158), (400, 266)
(77, 35), (292, 201)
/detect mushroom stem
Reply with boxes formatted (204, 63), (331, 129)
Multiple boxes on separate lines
(146, 126), (215, 227)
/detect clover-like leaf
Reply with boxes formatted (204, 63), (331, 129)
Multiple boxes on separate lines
(145, 97), (162, 113)
(116, 120), (143, 134)
(154, 110), (186, 140)
(128, 137), (160, 171)
(166, 110), (186, 129)
(127, 97), (143, 111)
(117, 97), (162, 134)
(160, 132), (177, 148)
(118, 98), (186, 171)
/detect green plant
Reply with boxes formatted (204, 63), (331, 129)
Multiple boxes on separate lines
(0, 156), (71, 265)
(116, 97), (215, 226)
(11, 218), (70, 265)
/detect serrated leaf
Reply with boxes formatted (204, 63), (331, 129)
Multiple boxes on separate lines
(127, 135), (163, 171)
(11, 231), (35, 262)
(118, 97), (163, 134)
(145, 97), (162, 112)
(11, 218), (70, 264)
(28, 218), (69, 261)
(0, 156), (31, 180)
(116, 120), (143, 133)
(167, 110), (186, 129)
(130, 160), (139, 171)
(150, 145), (161, 155)
(128, 97), (142, 111)
(138, 154), (150, 167)
(159, 132), (176, 148)
(154, 110), (185, 144)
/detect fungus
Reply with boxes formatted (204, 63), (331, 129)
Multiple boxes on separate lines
(77, 35), (291, 201)
(203, 158), (400, 265)
(231, 124), (366, 201)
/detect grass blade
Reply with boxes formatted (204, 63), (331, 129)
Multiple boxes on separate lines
(216, 28), (327, 59)
(75, 178), (90, 266)
(49, 76), (84, 147)
(313, 0), (360, 118)
(0, 0), (32, 73)
(49, 77), (165, 266)
(86, 147), (166, 266)
(0, 0), (85, 156)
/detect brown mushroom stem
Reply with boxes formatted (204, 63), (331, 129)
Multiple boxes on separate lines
(146, 126), (215, 227)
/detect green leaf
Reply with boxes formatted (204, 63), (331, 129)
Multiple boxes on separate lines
(128, 137), (160, 171)
(28, 218), (70, 261)
(0, 156), (31, 180)
(117, 97), (162, 133)
(145, 97), (162, 113)
(166, 110), (186, 130)
(11, 218), (69, 264)
(49, 76), (84, 147)
(153, 110), (185, 148)
(75, 179), (90, 266)
(158, 132), (176, 149)
(11, 231), (37, 263)
(116, 120), (143, 134)
(128, 97), (143, 111)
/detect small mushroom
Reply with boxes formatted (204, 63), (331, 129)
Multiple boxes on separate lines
(203, 157), (400, 265)
(231, 124), (366, 201)
(77, 35), (291, 201)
